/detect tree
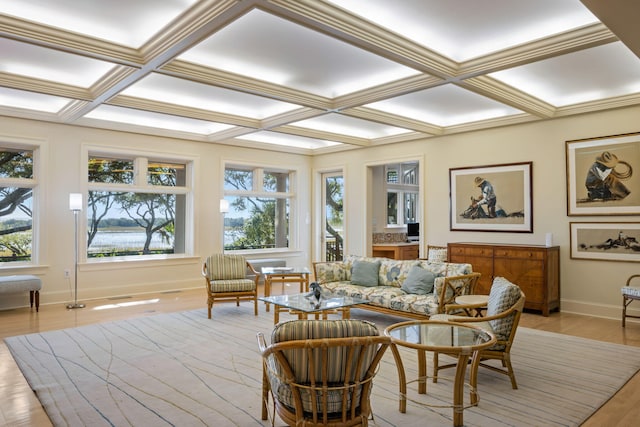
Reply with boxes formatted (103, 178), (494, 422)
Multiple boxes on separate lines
(325, 176), (344, 261)
(0, 150), (34, 260)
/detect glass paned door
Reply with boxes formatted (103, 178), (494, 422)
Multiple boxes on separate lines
(322, 172), (344, 261)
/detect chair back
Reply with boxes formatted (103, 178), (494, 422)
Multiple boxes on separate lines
(427, 245), (448, 262)
(205, 254), (247, 280)
(262, 319), (390, 425)
(486, 277), (524, 341)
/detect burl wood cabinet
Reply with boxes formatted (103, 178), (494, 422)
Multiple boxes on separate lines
(448, 242), (560, 316)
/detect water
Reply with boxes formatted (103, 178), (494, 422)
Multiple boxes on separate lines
(88, 231), (172, 252)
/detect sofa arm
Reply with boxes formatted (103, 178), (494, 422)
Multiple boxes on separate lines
(313, 261), (350, 283)
(433, 272), (481, 313)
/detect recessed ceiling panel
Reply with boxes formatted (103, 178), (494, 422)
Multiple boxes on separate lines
(121, 74), (302, 119)
(84, 105), (233, 134)
(328, 0), (598, 61)
(366, 85), (523, 126)
(2, 0), (198, 47)
(292, 113), (412, 139)
(177, 9), (419, 97)
(0, 38), (115, 87)
(0, 87), (72, 112)
(239, 131), (342, 150)
(490, 42), (640, 106)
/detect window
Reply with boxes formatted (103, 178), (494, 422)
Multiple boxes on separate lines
(223, 165), (294, 251)
(386, 162), (419, 225)
(0, 147), (35, 263)
(87, 154), (190, 259)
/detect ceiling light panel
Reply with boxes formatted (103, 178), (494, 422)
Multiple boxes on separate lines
(0, 38), (115, 87)
(85, 105), (233, 134)
(239, 131), (341, 150)
(121, 74), (301, 119)
(490, 42), (640, 106)
(328, 0), (598, 61)
(291, 113), (412, 139)
(0, 87), (73, 112)
(2, 0), (198, 47)
(177, 9), (419, 97)
(366, 85), (523, 126)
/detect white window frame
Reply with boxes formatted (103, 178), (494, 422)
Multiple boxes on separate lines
(83, 146), (195, 263)
(223, 162), (297, 255)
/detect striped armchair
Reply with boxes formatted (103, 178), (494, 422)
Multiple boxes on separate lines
(257, 319), (390, 426)
(202, 254), (260, 318)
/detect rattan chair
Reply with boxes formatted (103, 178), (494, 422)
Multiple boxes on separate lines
(257, 319), (390, 427)
(202, 254), (260, 318)
(622, 274), (640, 327)
(431, 277), (525, 396)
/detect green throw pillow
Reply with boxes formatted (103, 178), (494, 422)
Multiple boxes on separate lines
(351, 260), (381, 287)
(401, 266), (436, 295)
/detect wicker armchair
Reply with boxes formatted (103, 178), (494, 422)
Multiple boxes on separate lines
(431, 277), (525, 400)
(202, 254), (260, 318)
(257, 319), (390, 427)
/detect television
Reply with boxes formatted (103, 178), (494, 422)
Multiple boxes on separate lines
(407, 222), (419, 242)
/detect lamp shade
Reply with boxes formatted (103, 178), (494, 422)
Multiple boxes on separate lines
(69, 193), (83, 211)
(219, 199), (229, 213)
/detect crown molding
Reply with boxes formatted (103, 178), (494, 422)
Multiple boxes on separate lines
(0, 72), (90, 100)
(459, 76), (556, 117)
(344, 107), (443, 135)
(459, 23), (617, 76)
(161, 61), (330, 110)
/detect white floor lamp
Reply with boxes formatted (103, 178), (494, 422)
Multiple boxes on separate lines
(67, 193), (85, 309)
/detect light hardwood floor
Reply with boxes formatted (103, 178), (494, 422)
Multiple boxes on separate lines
(2, 287), (640, 426)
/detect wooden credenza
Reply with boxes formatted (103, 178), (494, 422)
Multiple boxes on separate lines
(372, 243), (419, 260)
(448, 242), (560, 316)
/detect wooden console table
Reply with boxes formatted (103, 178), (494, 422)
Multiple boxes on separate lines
(448, 242), (560, 316)
(372, 243), (419, 260)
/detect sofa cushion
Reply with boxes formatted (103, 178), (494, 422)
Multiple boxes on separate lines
(401, 266), (435, 295)
(351, 260), (381, 286)
(378, 259), (418, 287)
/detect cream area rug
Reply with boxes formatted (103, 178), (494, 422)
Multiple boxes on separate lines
(6, 305), (640, 427)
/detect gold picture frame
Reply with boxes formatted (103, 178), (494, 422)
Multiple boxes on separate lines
(566, 132), (640, 216)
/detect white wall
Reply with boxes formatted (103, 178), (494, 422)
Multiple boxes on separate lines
(0, 117), (312, 310)
(312, 105), (640, 320)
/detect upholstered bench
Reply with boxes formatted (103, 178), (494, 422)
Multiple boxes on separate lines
(0, 275), (42, 311)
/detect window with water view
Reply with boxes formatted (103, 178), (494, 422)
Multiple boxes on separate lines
(87, 155), (189, 258)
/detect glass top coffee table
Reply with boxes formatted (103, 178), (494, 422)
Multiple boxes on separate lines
(384, 320), (496, 427)
(259, 293), (367, 324)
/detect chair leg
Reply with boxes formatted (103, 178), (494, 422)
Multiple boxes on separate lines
(503, 354), (518, 389)
(261, 364), (270, 420)
(35, 290), (39, 312)
(433, 352), (439, 383)
(254, 297), (258, 316)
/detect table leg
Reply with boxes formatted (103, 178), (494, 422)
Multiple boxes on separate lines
(417, 348), (427, 394)
(264, 276), (271, 312)
(469, 350), (482, 406)
(388, 343), (407, 413)
(342, 307), (351, 319)
(453, 351), (472, 427)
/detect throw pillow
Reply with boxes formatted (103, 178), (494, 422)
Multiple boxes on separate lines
(401, 266), (436, 295)
(351, 260), (381, 287)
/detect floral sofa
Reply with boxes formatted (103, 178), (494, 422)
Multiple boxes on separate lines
(313, 255), (479, 319)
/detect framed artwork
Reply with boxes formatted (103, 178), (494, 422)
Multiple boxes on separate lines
(569, 222), (640, 262)
(566, 132), (640, 215)
(449, 162), (533, 232)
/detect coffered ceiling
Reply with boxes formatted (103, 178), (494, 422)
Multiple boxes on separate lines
(1, 0), (640, 154)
